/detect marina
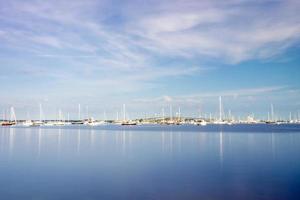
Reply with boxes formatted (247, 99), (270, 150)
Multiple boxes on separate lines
(1, 0), (300, 199)
(1, 99), (300, 127)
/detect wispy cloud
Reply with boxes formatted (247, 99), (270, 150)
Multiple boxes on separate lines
(30, 36), (62, 48)
(134, 86), (289, 104)
(127, 0), (300, 63)
(1, 0), (299, 67)
(0, 0), (299, 118)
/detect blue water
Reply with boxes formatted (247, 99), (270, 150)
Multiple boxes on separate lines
(1, 124), (300, 200)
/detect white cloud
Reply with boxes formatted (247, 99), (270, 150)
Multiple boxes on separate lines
(2, 0), (299, 66)
(140, 10), (226, 33)
(126, 0), (300, 62)
(134, 86), (288, 104)
(0, 0), (299, 118)
(30, 36), (62, 48)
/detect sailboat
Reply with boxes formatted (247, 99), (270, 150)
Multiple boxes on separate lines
(19, 111), (34, 126)
(195, 107), (207, 126)
(266, 103), (276, 124)
(1, 121), (14, 126)
(197, 120), (207, 126)
(2, 107), (17, 126)
(121, 104), (137, 125)
(72, 104), (84, 124)
(121, 121), (137, 125)
(165, 105), (175, 125)
(214, 96), (226, 124)
(51, 109), (66, 126)
(21, 120), (34, 127)
(33, 104), (44, 126)
(84, 117), (105, 126)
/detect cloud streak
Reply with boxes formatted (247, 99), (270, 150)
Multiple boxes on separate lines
(134, 86), (289, 104)
(0, 0), (299, 118)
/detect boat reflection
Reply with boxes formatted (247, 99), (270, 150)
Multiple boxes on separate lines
(219, 131), (223, 169)
(9, 127), (14, 157)
(1, 127), (298, 169)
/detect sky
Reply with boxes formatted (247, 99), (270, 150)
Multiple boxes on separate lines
(0, 0), (300, 120)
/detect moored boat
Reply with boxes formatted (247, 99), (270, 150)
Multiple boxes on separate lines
(1, 121), (15, 126)
(121, 121), (137, 125)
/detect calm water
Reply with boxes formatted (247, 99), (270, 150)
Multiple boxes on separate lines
(1, 125), (300, 200)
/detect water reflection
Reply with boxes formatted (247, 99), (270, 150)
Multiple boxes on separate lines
(0, 129), (3, 153)
(129, 132), (132, 148)
(100, 130), (106, 150)
(161, 131), (165, 152)
(90, 129), (95, 148)
(77, 129), (81, 154)
(1, 128), (298, 164)
(25, 128), (31, 146)
(122, 131), (126, 155)
(9, 128), (14, 157)
(219, 131), (223, 169)
(58, 128), (62, 157)
(271, 132), (275, 159)
(38, 128), (42, 158)
(1, 126), (300, 200)
(169, 131), (173, 154)
(177, 132), (182, 153)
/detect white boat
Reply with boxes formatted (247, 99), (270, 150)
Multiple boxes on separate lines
(43, 122), (54, 126)
(1, 121), (15, 126)
(121, 120), (137, 125)
(199, 121), (207, 126)
(214, 121), (227, 125)
(84, 118), (106, 126)
(52, 121), (66, 126)
(33, 121), (44, 126)
(87, 121), (106, 126)
(120, 104), (137, 125)
(21, 120), (34, 126)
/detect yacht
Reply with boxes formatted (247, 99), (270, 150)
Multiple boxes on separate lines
(198, 120), (207, 126)
(121, 120), (137, 125)
(120, 104), (137, 125)
(52, 121), (66, 126)
(33, 121), (44, 126)
(72, 120), (84, 125)
(1, 121), (15, 126)
(21, 120), (34, 127)
(84, 118), (106, 126)
(43, 121), (55, 126)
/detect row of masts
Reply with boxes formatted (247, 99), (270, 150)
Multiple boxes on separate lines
(1, 97), (300, 126)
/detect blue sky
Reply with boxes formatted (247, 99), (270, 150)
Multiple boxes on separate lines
(0, 0), (300, 120)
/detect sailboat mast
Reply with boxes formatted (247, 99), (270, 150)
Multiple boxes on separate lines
(10, 107), (17, 123)
(123, 104), (126, 121)
(271, 103), (274, 122)
(86, 106), (89, 119)
(169, 105), (172, 121)
(103, 110), (107, 121)
(78, 104), (81, 120)
(58, 109), (62, 121)
(219, 96), (222, 121)
(39, 103), (43, 122)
